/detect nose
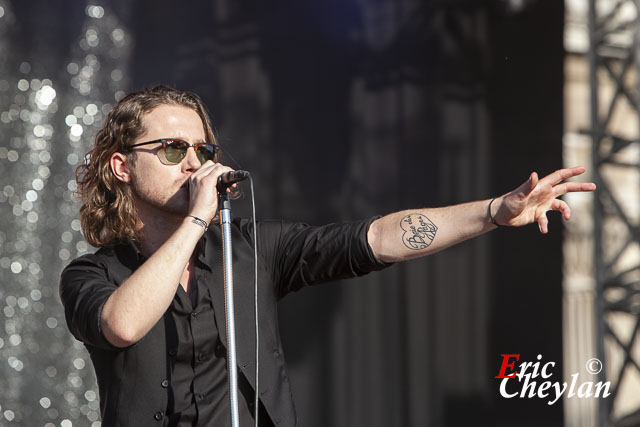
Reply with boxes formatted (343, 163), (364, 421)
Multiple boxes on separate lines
(181, 146), (202, 171)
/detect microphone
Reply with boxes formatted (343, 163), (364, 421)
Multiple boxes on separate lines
(217, 170), (249, 193)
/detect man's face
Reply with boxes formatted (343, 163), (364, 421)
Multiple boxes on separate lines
(128, 104), (207, 219)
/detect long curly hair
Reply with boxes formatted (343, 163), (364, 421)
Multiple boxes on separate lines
(75, 85), (219, 247)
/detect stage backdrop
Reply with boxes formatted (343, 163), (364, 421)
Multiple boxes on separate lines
(0, 0), (564, 426)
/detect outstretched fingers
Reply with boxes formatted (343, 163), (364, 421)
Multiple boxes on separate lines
(501, 166), (594, 232)
(554, 181), (597, 196)
(548, 166), (587, 185)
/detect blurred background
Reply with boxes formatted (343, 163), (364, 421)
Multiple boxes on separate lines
(0, 0), (638, 426)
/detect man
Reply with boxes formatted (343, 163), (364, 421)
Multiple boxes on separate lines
(59, 85), (595, 426)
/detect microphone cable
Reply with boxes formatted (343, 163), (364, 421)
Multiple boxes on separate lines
(248, 175), (260, 427)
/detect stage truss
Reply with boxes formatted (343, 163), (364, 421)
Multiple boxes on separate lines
(588, 0), (640, 425)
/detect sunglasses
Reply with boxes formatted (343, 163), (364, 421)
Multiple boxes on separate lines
(127, 138), (220, 165)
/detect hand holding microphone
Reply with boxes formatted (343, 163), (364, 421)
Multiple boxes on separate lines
(187, 162), (248, 224)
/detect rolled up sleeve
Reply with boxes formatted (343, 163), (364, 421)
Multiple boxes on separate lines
(59, 254), (120, 351)
(237, 216), (393, 298)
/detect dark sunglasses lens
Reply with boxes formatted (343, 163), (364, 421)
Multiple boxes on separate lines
(195, 145), (217, 164)
(163, 140), (188, 164)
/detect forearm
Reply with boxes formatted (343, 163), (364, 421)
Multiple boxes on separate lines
(368, 198), (498, 263)
(100, 217), (204, 347)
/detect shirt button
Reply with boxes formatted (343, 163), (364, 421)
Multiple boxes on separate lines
(191, 311), (198, 318)
(154, 411), (164, 420)
(161, 379), (169, 388)
(197, 353), (208, 362)
(168, 349), (177, 357)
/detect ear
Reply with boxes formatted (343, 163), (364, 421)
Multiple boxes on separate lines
(110, 152), (132, 183)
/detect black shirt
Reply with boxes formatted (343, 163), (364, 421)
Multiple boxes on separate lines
(60, 217), (391, 426)
(166, 275), (271, 426)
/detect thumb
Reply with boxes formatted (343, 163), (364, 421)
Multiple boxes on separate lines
(523, 172), (538, 196)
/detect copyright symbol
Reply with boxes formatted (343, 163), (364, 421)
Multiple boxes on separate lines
(586, 358), (603, 375)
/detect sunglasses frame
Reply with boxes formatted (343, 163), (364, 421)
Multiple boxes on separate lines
(127, 138), (220, 165)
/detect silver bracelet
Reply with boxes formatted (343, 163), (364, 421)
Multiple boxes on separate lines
(188, 215), (208, 231)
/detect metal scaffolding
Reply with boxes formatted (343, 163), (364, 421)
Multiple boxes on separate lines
(588, 0), (640, 425)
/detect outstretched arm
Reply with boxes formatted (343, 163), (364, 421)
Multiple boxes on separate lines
(367, 166), (596, 263)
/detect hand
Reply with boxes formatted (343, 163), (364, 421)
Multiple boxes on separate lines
(187, 161), (235, 222)
(492, 166), (596, 234)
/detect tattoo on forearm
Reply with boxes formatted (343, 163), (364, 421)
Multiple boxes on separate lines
(400, 214), (438, 250)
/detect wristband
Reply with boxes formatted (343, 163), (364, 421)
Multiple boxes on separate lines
(489, 198), (502, 227)
(188, 215), (208, 231)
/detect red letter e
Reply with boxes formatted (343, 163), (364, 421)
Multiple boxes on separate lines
(495, 354), (520, 379)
